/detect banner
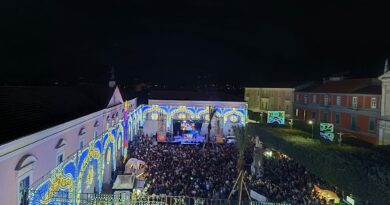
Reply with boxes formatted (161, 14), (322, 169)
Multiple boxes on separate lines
(250, 190), (267, 202)
(320, 123), (334, 141)
(267, 111), (285, 125)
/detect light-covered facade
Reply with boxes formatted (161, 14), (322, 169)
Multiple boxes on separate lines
(142, 99), (248, 137)
(0, 87), (142, 205)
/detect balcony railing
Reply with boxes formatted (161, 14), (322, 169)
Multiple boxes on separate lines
(28, 191), (290, 205)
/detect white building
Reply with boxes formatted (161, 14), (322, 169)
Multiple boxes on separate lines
(378, 59), (390, 145)
(142, 91), (247, 137)
(0, 85), (139, 205)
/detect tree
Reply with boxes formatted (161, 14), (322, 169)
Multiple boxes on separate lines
(228, 125), (251, 204)
(203, 106), (217, 149)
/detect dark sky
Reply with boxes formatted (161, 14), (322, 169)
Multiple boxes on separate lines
(1, 0), (390, 85)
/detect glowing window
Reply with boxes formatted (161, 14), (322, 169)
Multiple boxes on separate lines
(371, 98), (377, 109)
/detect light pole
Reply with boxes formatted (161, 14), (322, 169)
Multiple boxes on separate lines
(260, 112), (263, 124)
(289, 119), (294, 129)
(308, 120), (314, 138)
(337, 131), (350, 145)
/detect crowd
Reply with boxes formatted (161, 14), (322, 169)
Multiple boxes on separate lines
(127, 134), (338, 204)
(248, 156), (334, 204)
(130, 135), (239, 199)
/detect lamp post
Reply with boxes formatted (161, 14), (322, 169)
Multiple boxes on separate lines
(260, 112), (263, 124)
(289, 119), (294, 129)
(337, 131), (350, 145)
(308, 120), (314, 138)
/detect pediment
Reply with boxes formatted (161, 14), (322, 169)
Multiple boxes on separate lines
(15, 155), (37, 171)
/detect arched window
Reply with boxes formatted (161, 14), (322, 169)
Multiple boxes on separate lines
(79, 128), (87, 149)
(111, 114), (115, 126)
(94, 121), (100, 138)
(15, 155), (37, 205)
(55, 138), (67, 165)
(106, 116), (110, 130)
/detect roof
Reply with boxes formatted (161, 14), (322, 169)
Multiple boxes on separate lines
(148, 90), (243, 102)
(0, 85), (118, 145)
(244, 81), (310, 89)
(297, 78), (381, 94)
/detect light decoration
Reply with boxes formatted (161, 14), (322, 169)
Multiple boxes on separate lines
(267, 111), (285, 125)
(196, 107), (222, 119)
(106, 149), (111, 165)
(41, 168), (74, 204)
(229, 115), (238, 123)
(77, 146), (100, 202)
(142, 105), (167, 122)
(223, 108), (245, 125)
(170, 106), (196, 119)
(86, 167), (94, 188)
(320, 123), (335, 141)
(151, 113), (159, 120)
(28, 104), (142, 205)
(178, 113), (186, 120)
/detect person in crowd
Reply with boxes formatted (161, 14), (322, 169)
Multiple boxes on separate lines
(128, 135), (336, 204)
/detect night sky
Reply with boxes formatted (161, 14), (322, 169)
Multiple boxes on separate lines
(1, 0), (390, 86)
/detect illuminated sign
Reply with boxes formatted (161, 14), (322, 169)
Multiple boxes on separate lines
(267, 111), (285, 125)
(320, 123), (334, 141)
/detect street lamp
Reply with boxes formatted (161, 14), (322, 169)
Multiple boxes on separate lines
(308, 120), (314, 138)
(289, 119), (294, 129)
(337, 131), (350, 145)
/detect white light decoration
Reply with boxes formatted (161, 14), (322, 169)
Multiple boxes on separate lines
(230, 115), (238, 123)
(151, 113), (158, 120)
(178, 113), (186, 120)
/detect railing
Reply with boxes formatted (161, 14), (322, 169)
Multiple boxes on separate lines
(28, 191), (290, 205)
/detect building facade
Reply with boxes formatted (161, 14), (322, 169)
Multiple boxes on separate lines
(378, 64), (390, 145)
(143, 99), (247, 137)
(245, 87), (297, 118)
(294, 78), (382, 144)
(0, 86), (142, 205)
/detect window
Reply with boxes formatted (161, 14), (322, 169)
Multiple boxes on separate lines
(324, 95), (329, 106)
(15, 155), (36, 205)
(19, 176), (29, 205)
(57, 154), (63, 165)
(79, 128), (86, 150)
(313, 95), (317, 103)
(369, 119), (376, 131)
(311, 111), (316, 119)
(352, 97), (358, 109)
(351, 116), (357, 130)
(80, 140), (84, 149)
(335, 113), (340, 124)
(323, 111), (328, 122)
(336, 96), (341, 106)
(371, 98), (377, 109)
(304, 95), (308, 104)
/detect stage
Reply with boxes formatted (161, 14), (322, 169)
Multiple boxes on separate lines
(172, 134), (205, 144)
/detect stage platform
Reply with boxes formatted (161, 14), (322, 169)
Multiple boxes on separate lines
(171, 135), (205, 144)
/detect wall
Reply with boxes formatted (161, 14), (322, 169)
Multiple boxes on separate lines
(245, 87), (295, 118)
(294, 92), (381, 144)
(0, 97), (138, 204)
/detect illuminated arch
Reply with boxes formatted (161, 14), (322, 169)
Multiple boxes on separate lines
(223, 108), (245, 125)
(76, 146), (100, 202)
(196, 107), (222, 120)
(142, 105), (168, 121)
(170, 106), (196, 119)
